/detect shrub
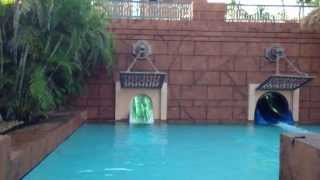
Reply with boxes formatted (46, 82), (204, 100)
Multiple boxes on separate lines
(0, 0), (115, 123)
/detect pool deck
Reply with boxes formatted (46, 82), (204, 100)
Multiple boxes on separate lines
(0, 111), (87, 180)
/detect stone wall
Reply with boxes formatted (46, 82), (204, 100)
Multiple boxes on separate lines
(78, 0), (320, 123)
(0, 111), (87, 180)
(280, 134), (320, 180)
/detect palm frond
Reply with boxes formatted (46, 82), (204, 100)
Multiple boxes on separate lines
(301, 7), (320, 31)
(30, 66), (54, 111)
(0, 0), (115, 122)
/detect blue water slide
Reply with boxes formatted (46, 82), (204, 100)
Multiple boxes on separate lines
(254, 92), (294, 125)
(255, 108), (294, 125)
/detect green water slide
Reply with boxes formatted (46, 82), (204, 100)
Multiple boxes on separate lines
(129, 95), (154, 124)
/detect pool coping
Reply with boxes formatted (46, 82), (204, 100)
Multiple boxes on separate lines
(0, 111), (87, 180)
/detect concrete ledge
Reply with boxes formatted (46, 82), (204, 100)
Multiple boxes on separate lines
(0, 111), (87, 180)
(280, 134), (320, 180)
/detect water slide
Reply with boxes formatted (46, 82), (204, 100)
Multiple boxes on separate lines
(129, 95), (154, 124)
(255, 92), (294, 125)
(254, 92), (313, 134)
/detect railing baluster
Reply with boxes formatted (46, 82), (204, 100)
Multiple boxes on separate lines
(104, 0), (193, 21)
(225, 3), (318, 23)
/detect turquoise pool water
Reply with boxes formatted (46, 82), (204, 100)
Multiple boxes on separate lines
(24, 124), (320, 180)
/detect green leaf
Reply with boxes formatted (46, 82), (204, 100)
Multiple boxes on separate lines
(30, 67), (54, 111)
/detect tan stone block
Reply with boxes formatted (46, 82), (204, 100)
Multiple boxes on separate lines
(233, 107), (247, 121)
(299, 108), (310, 122)
(234, 57), (260, 71)
(222, 42), (248, 56)
(208, 86), (233, 100)
(167, 107), (180, 120)
(181, 56), (208, 70)
(195, 42), (221, 56)
(220, 72), (246, 85)
(246, 72), (270, 84)
(300, 44), (320, 57)
(181, 107), (206, 121)
(151, 40), (168, 55)
(208, 56), (234, 71)
(169, 71), (194, 85)
(154, 55), (181, 70)
(167, 41), (194, 55)
(194, 72), (220, 85)
(181, 86), (207, 100)
(168, 85), (181, 100)
(207, 107), (232, 120)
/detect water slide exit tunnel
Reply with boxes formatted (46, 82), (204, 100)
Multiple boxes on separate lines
(129, 94), (154, 124)
(254, 92), (294, 125)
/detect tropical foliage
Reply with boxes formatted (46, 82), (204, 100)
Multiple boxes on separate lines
(0, 0), (115, 123)
(301, 7), (320, 31)
(300, 0), (320, 31)
(298, 0), (320, 6)
(226, 0), (288, 22)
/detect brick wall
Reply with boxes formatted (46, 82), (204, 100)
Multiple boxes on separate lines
(78, 0), (320, 123)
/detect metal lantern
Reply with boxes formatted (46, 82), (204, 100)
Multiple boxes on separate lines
(120, 40), (167, 89)
(257, 45), (314, 91)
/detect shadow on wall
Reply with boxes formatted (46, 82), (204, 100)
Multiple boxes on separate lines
(255, 92), (294, 125)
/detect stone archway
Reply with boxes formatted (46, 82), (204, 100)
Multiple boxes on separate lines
(248, 84), (300, 122)
(115, 81), (167, 121)
(129, 94), (154, 124)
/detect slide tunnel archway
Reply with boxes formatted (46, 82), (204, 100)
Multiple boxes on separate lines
(129, 94), (154, 124)
(254, 91), (294, 125)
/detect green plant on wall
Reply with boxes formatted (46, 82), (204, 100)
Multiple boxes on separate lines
(0, 0), (115, 123)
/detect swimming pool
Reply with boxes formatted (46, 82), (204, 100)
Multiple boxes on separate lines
(24, 124), (320, 180)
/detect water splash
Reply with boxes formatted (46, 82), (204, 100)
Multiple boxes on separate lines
(78, 169), (94, 174)
(275, 122), (310, 134)
(104, 168), (133, 172)
(129, 95), (154, 124)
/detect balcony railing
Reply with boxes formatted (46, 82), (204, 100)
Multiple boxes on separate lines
(225, 4), (319, 23)
(103, 0), (193, 21)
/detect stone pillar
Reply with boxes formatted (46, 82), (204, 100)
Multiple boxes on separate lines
(160, 82), (168, 121)
(193, 0), (226, 22)
(0, 135), (11, 180)
(280, 134), (320, 180)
